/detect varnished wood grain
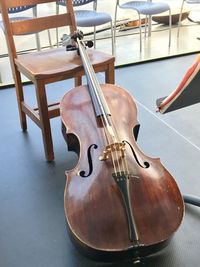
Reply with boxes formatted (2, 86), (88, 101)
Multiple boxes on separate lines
(60, 84), (184, 260)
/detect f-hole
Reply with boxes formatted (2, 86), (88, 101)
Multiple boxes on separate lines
(79, 144), (98, 178)
(123, 141), (150, 168)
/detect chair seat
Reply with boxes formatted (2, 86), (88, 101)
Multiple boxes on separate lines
(15, 47), (114, 80)
(120, 1), (170, 15)
(186, 0), (200, 3)
(75, 10), (112, 27)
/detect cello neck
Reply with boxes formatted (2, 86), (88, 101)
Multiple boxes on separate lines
(76, 36), (111, 121)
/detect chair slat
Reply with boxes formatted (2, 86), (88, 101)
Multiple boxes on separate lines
(11, 14), (72, 35)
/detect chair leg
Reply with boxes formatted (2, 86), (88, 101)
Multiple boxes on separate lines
(138, 13), (142, 53)
(33, 5), (41, 51)
(94, 26), (97, 49)
(35, 80), (54, 161)
(56, 28), (59, 47)
(13, 69), (27, 131)
(168, 9), (172, 47)
(56, 4), (60, 47)
(144, 15), (148, 38)
(105, 63), (115, 84)
(177, 0), (185, 38)
(148, 15), (152, 37)
(47, 29), (53, 48)
(110, 20), (115, 56)
(113, 2), (118, 47)
(75, 76), (82, 87)
(35, 32), (41, 51)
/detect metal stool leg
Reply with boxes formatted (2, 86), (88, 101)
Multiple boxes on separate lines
(177, 0), (185, 38)
(168, 8), (172, 47)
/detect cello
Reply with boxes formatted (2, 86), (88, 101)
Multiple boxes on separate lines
(60, 31), (184, 262)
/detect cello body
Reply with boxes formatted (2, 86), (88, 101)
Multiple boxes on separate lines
(60, 83), (184, 261)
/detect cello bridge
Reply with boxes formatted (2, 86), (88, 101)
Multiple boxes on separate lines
(99, 142), (126, 161)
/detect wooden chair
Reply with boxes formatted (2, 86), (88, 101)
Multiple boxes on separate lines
(0, 0), (115, 161)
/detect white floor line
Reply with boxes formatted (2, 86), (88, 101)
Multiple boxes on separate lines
(136, 99), (200, 152)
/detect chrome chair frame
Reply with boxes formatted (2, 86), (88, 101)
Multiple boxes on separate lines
(114, 0), (172, 52)
(177, 0), (200, 37)
(56, 0), (114, 54)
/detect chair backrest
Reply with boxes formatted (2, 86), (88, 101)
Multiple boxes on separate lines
(0, 0), (77, 61)
(73, 0), (96, 7)
(57, 0), (96, 7)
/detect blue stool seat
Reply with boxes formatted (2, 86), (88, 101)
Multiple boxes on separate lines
(56, 0), (114, 55)
(120, 1), (170, 15)
(75, 10), (112, 27)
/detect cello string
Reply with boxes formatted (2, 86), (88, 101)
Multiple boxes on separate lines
(78, 37), (128, 176)
(78, 39), (121, 173)
(95, 91), (131, 177)
(109, 116), (130, 176)
(100, 111), (129, 177)
(100, 114), (119, 174)
(96, 101), (125, 175)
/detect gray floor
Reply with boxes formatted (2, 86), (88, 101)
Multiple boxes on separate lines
(0, 53), (200, 267)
